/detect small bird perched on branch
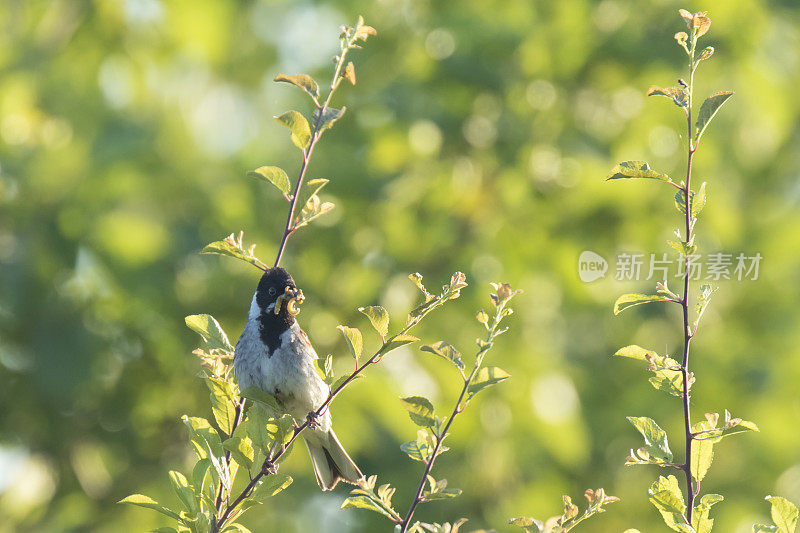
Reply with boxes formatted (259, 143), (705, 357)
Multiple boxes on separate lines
(234, 267), (364, 490)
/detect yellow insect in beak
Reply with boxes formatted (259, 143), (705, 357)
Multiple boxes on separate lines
(274, 286), (305, 316)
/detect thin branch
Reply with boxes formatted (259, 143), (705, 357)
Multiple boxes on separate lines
(209, 26), (370, 532)
(399, 298), (509, 531)
(399, 373), (471, 532)
(216, 286), (458, 529)
(680, 31), (698, 525)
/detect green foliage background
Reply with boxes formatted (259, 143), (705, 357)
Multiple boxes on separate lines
(2, 0), (799, 531)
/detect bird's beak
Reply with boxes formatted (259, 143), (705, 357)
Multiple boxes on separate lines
(274, 286), (305, 316)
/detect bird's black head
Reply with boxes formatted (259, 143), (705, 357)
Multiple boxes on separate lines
(254, 268), (305, 348)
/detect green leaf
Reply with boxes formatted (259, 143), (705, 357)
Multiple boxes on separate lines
(313, 354), (335, 385)
(693, 493), (723, 533)
(692, 182), (707, 217)
(696, 91), (734, 141)
(605, 160), (672, 183)
(251, 473), (293, 502)
(753, 526), (778, 533)
(341, 495), (397, 520)
(378, 334), (419, 356)
(313, 106), (346, 132)
(181, 416), (223, 460)
(399, 396), (436, 427)
(244, 403), (273, 454)
(222, 524), (253, 533)
(358, 306), (390, 338)
(247, 166), (290, 197)
(613, 345), (655, 361)
(423, 488), (462, 501)
(675, 186), (706, 219)
(330, 373), (364, 392)
(118, 494), (182, 521)
(297, 178), (329, 213)
(266, 414), (295, 446)
(337, 325), (363, 360)
(765, 495), (799, 533)
(691, 415), (721, 482)
(614, 293), (673, 315)
(168, 470), (197, 516)
(627, 416), (673, 463)
(467, 366), (511, 401)
(647, 85), (689, 108)
(668, 240), (698, 256)
(400, 429), (436, 462)
(509, 517), (543, 533)
(222, 436), (254, 470)
(239, 386), (280, 412)
(185, 314), (233, 353)
(200, 233), (266, 271)
(275, 110), (311, 150)
(205, 377), (238, 436)
(192, 459), (213, 502)
(648, 475), (693, 532)
(420, 341), (465, 370)
(273, 74), (319, 99)
(296, 194), (334, 228)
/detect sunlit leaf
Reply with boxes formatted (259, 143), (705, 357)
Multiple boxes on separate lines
(222, 435), (254, 470)
(274, 74), (319, 99)
(613, 293), (673, 315)
(421, 341), (465, 370)
(313, 106), (346, 132)
(467, 366), (510, 401)
(358, 305), (390, 338)
(337, 325), (363, 360)
(696, 92), (734, 141)
(668, 240), (697, 256)
(605, 161), (672, 183)
(341, 495), (397, 520)
(275, 110), (311, 150)
(205, 377), (237, 436)
(377, 334), (419, 357)
(118, 494), (182, 521)
(181, 415), (223, 460)
(648, 475), (692, 532)
(239, 386), (280, 412)
(647, 85), (689, 108)
(613, 345), (655, 361)
(247, 166), (290, 197)
(200, 233), (267, 271)
(343, 62), (356, 85)
(765, 495), (799, 533)
(399, 396), (436, 427)
(627, 416), (673, 463)
(168, 470), (197, 515)
(185, 314), (233, 353)
(693, 493), (723, 533)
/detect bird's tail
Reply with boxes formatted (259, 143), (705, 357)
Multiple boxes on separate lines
(303, 428), (364, 491)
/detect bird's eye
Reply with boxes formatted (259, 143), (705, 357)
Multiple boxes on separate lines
(268, 287), (277, 297)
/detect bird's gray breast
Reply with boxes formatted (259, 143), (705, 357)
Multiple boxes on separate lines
(234, 319), (329, 423)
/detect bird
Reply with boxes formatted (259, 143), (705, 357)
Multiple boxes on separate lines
(233, 266), (364, 491)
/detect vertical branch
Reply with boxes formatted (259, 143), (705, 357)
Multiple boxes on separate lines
(272, 32), (355, 268)
(680, 31), (698, 524)
(211, 24), (368, 532)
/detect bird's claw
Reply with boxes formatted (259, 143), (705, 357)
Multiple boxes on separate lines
(306, 412), (320, 429)
(261, 460), (277, 475)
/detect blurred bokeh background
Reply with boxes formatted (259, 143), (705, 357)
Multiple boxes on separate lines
(2, 0), (800, 531)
